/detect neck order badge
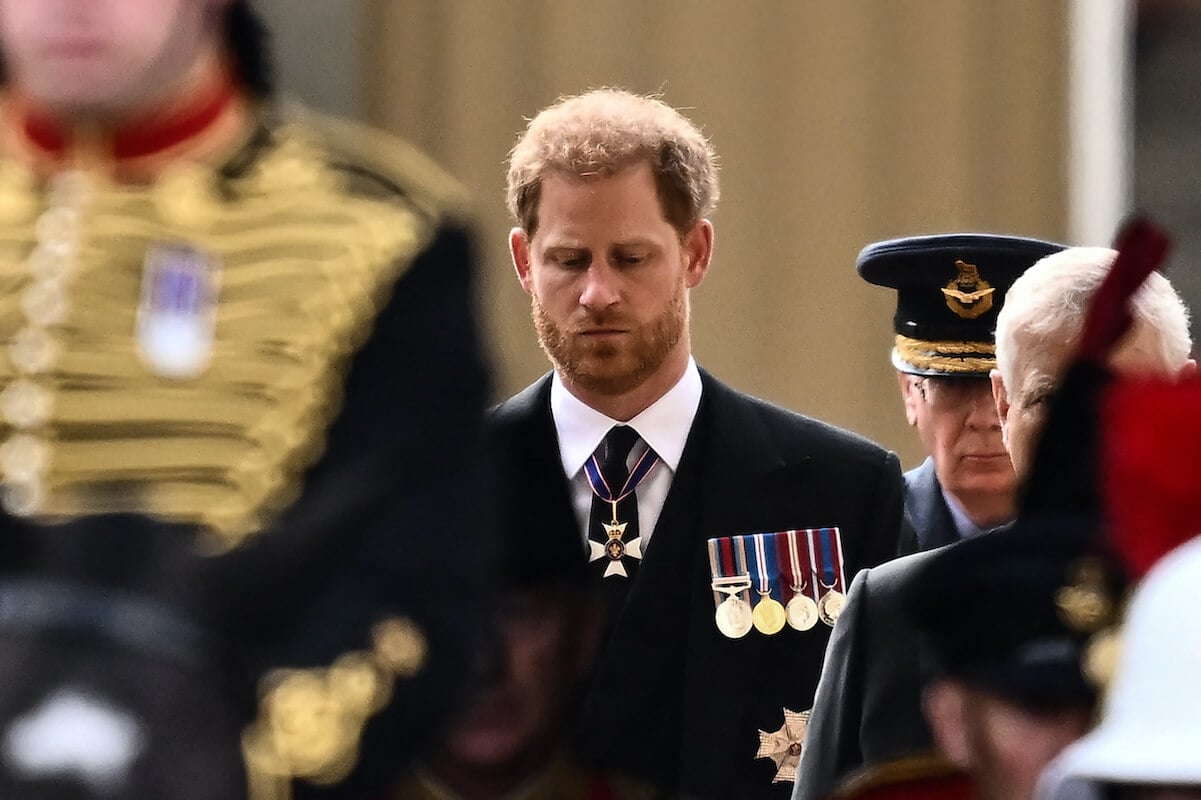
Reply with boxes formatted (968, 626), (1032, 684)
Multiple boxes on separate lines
(584, 428), (660, 579)
(708, 529), (847, 638)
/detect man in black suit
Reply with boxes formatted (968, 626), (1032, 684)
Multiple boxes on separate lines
(492, 88), (907, 800)
(858, 235), (1063, 553)
(793, 245), (1195, 800)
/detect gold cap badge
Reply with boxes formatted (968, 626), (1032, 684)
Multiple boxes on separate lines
(941, 260), (996, 319)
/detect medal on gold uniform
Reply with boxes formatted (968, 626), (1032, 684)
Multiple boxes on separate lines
(782, 530), (819, 632)
(136, 242), (221, 378)
(749, 533), (786, 635)
(812, 527), (848, 627)
(708, 536), (753, 639)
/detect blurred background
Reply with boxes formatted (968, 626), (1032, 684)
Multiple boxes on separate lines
(255, 0), (1199, 468)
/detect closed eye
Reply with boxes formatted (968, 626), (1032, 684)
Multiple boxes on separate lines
(613, 248), (652, 266)
(546, 248), (590, 269)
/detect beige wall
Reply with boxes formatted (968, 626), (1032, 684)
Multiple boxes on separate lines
(364, 0), (1069, 469)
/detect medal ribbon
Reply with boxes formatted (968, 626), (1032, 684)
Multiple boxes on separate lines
(748, 533), (779, 599)
(777, 529), (810, 603)
(812, 527), (847, 592)
(708, 536), (751, 605)
(806, 530), (821, 601)
(583, 436), (660, 521)
(146, 246), (209, 315)
(734, 536), (750, 600)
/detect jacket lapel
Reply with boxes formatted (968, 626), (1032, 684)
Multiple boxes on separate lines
(904, 458), (958, 550)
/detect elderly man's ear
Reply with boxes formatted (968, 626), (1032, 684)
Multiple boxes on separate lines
(989, 369), (1011, 430)
(897, 372), (920, 427)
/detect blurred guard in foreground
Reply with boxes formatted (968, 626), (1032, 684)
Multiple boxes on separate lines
(1035, 362), (1201, 800)
(0, 1), (489, 798)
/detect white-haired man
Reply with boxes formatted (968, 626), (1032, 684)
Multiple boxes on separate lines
(793, 246), (1194, 800)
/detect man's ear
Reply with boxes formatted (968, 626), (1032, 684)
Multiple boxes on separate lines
(897, 372), (920, 427)
(510, 227), (534, 294)
(923, 680), (974, 770)
(991, 369), (1011, 444)
(682, 220), (714, 289)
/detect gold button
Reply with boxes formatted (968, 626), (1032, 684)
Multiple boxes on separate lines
(2, 478), (44, 516)
(371, 617), (427, 678)
(21, 281), (70, 327)
(329, 653), (389, 715)
(9, 327), (61, 374)
(26, 244), (76, 281)
(0, 434), (51, 480)
(0, 379), (54, 428)
(35, 206), (81, 249)
(46, 170), (94, 209)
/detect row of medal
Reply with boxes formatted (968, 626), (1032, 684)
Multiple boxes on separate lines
(706, 528), (847, 639)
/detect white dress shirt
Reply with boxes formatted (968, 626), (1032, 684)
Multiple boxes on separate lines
(550, 358), (703, 550)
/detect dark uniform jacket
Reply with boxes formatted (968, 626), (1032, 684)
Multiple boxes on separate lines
(489, 370), (906, 800)
(903, 458), (959, 552)
(0, 109), (490, 799)
(791, 549), (940, 800)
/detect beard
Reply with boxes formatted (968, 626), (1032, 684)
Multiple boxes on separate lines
(532, 280), (688, 397)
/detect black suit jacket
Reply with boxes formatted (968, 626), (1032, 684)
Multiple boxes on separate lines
(904, 458), (960, 552)
(791, 548), (940, 800)
(489, 369), (905, 800)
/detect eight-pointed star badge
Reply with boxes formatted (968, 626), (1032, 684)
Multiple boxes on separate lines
(755, 707), (811, 784)
(589, 520), (643, 578)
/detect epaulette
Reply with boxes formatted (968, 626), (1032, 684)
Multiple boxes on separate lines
(277, 102), (470, 224)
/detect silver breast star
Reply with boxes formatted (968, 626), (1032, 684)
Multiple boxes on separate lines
(755, 707), (811, 784)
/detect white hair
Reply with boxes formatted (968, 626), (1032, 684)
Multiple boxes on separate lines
(995, 246), (1192, 392)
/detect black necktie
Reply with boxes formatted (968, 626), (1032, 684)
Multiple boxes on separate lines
(586, 426), (644, 614)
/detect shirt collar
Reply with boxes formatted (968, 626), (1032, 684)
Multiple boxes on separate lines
(940, 485), (989, 539)
(551, 358), (703, 478)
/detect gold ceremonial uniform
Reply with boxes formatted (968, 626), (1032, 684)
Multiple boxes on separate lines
(0, 98), (490, 800)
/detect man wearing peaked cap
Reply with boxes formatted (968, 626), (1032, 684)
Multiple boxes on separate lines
(858, 234), (1064, 551)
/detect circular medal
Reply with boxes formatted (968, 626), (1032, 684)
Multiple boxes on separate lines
(786, 594), (819, 631)
(752, 595), (787, 635)
(715, 595), (753, 639)
(818, 590), (846, 627)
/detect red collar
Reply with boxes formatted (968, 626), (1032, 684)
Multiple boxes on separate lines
(15, 72), (239, 164)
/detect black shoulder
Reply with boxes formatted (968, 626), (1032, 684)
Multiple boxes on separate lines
(488, 377), (551, 423)
(704, 373), (895, 468)
(861, 547), (943, 604)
